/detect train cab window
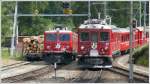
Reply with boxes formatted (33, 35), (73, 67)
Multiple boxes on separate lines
(60, 34), (70, 41)
(46, 33), (57, 41)
(100, 32), (109, 41)
(80, 32), (89, 41)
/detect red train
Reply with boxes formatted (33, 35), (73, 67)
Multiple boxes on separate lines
(77, 19), (149, 68)
(43, 25), (78, 64)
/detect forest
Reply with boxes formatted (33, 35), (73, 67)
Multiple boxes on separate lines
(1, 1), (149, 45)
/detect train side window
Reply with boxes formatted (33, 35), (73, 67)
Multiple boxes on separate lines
(134, 34), (136, 40)
(121, 35), (123, 42)
(126, 35), (127, 41)
(100, 32), (109, 41)
(124, 35), (126, 42)
(128, 34), (129, 41)
(80, 32), (89, 41)
(124, 36), (125, 42)
(111, 34), (114, 42)
(124, 36), (125, 41)
(123, 36), (125, 42)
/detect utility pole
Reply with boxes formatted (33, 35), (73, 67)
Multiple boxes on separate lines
(129, 1), (134, 83)
(16, 24), (18, 45)
(88, 0), (91, 21)
(0, 0), (1, 66)
(98, 12), (101, 19)
(104, 1), (107, 18)
(143, 1), (146, 44)
(139, 1), (141, 26)
(10, 1), (18, 58)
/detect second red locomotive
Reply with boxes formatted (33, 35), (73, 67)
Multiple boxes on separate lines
(43, 25), (78, 64)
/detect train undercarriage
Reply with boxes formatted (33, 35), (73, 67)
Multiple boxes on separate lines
(24, 53), (43, 61)
(43, 52), (76, 64)
(77, 56), (112, 68)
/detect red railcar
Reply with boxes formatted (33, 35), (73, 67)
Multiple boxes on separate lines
(77, 19), (118, 68)
(136, 26), (149, 46)
(119, 28), (130, 53)
(43, 26), (78, 64)
(77, 19), (149, 68)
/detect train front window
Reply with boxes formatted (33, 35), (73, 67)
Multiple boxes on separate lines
(46, 33), (57, 41)
(60, 34), (70, 41)
(100, 32), (109, 41)
(80, 32), (89, 41)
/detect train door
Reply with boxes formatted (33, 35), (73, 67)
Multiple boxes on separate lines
(90, 31), (98, 56)
(91, 31), (98, 42)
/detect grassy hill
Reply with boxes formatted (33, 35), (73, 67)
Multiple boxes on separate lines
(133, 44), (149, 67)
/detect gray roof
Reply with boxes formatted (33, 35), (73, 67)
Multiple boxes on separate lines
(112, 28), (129, 32)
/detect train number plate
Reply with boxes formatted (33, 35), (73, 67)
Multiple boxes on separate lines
(90, 49), (99, 56)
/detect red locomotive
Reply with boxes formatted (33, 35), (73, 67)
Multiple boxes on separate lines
(43, 25), (78, 64)
(77, 18), (149, 68)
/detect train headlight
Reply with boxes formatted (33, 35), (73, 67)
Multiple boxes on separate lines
(66, 45), (69, 49)
(104, 46), (108, 51)
(81, 46), (84, 50)
(47, 46), (50, 49)
(106, 43), (109, 46)
(101, 48), (105, 54)
(104, 43), (109, 51)
(62, 48), (66, 51)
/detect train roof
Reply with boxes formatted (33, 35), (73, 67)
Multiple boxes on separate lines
(79, 19), (116, 29)
(79, 24), (119, 29)
(45, 25), (72, 33)
(136, 26), (144, 31)
(112, 27), (129, 32)
(45, 30), (72, 33)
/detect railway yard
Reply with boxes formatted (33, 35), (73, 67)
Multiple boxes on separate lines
(1, 1), (149, 83)
(1, 55), (149, 83)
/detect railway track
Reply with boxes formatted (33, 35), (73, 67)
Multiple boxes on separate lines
(2, 61), (77, 83)
(2, 65), (51, 83)
(2, 60), (148, 83)
(1, 61), (31, 71)
(69, 69), (103, 83)
(1, 61), (50, 83)
(108, 66), (149, 83)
